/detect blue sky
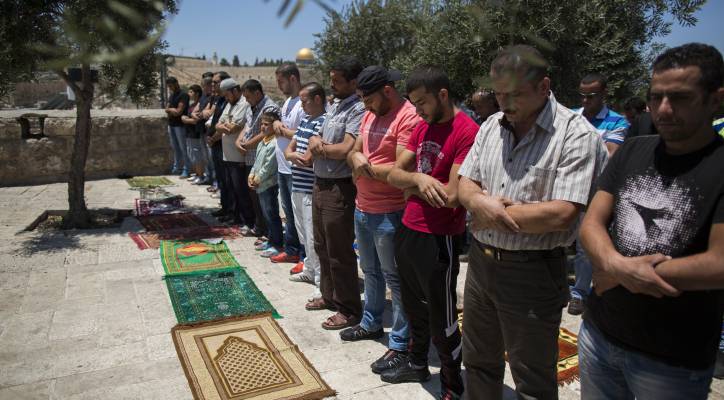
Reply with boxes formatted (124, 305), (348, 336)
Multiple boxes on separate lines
(163, 0), (724, 64)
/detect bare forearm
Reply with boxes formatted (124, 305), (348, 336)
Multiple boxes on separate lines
(656, 253), (724, 290)
(505, 201), (580, 234)
(370, 164), (394, 182)
(323, 142), (354, 160)
(279, 126), (296, 139)
(580, 216), (621, 274)
(388, 168), (419, 190)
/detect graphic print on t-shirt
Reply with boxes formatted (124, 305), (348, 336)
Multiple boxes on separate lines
(612, 170), (698, 257)
(367, 125), (388, 153)
(416, 141), (442, 174)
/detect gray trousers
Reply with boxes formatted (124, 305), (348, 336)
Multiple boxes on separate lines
(462, 239), (568, 400)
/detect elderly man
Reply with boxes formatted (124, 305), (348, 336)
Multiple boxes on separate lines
(457, 45), (607, 399)
(215, 78), (253, 229)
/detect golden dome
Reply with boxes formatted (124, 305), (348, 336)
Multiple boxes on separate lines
(296, 48), (314, 61)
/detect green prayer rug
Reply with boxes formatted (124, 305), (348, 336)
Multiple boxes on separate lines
(165, 268), (280, 324)
(126, 176), (174, 188)
(160, 240), (239, 275)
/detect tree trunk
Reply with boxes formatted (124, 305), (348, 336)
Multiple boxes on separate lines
(62, 64), (94, 229)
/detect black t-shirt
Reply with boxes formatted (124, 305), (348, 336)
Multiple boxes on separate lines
(184, 102), (205, 139)
(625, 112), (658, 140)
(168, 90), (189, 127)
(206, 96), (227, 147)
(586, 134), (724, 370)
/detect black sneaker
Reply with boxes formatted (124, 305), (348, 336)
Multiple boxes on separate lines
(211, 209), (226, 217)
(380, 359), (431, 384)
(340, 325), (384, 342)
(439, 388), (463, 400)
(371, 349), (407, 374)
(567, 297), (584, 316)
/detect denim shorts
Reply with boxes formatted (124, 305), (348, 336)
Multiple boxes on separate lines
(186, 138), (205, 165)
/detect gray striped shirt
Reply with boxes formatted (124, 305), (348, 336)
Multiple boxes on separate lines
(459, 92), (608, 250)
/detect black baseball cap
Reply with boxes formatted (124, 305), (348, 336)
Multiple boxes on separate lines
(356, 65), (402, 96)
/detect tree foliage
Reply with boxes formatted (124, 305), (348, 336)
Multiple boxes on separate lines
(314, 0), (437, 75)
(315, 0), (706, 106)
(0, 0), (177, 228)
(232, 55), (240, 67)
(220, 57), (230, 66)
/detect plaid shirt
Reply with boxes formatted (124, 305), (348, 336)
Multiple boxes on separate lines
(243, 95), (280, 165)
(459, 92), (609, 250)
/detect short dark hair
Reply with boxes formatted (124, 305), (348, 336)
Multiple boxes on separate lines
(581, 73), (608, 90)
(201, 77), (213, 86)
(330, 56), (364, 82)
(189, 84), (202, 98)
(406, 65), (450, 95)
(623, 96), (647, 113)
(216, 71), (231, 81)
(301, 82), (326, 103)
(202, 71), (214, 79)
(652, 43), (723, 93)
(490, 45), (549, 84)
(165, 76), (178, 85)
(276, 63), (300, 80)
(261, 110), (281, 122)
(242, 79), (264, 95)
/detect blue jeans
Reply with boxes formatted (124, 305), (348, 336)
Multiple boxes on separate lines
(167, 125), (189, 173)
(571, 238), (593, 300)
(278, 173), (301, 257)
(354, 208), (409, 352)
(579, 320), (714, 400)
(258, 185), (283, 248)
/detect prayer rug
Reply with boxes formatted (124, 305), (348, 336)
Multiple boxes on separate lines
(172, 314), (334, 400)
(126, 176), (174, 188)
(160, 240), (239, 275)
(165, 268), (280, 324)
(137, 213), (209, 232)
(134, 196), (185, 216)
(458, 311), (580, 385)
(129, 226), (241, 250)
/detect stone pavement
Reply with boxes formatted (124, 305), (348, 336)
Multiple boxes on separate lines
(0, 177), (721, 400)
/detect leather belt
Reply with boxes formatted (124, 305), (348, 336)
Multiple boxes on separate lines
(478, 242), (565, 262)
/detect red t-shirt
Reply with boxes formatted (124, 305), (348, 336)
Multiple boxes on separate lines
(402, 111), (479, 235)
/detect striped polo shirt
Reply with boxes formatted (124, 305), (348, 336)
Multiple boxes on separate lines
(459, 92), (609, 250)
(573, 105), (629, 145)
(291, 114), (326, 193)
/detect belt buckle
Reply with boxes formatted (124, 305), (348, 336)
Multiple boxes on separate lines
(483, 248), (493, 258)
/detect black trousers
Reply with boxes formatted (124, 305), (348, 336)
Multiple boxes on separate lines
(395, 225), (464, 396)
(224, 161), (254, 227)
(462, 239), (568, 400)
(211, 144), (231, 213)
(241, 164), (266, 235)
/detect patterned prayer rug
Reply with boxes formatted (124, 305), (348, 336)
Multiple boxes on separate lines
(172, 314), (334, 400)
(160, 240), (239, 275)
(134, 196), (184, 216)
(458, 311), (580, 385)
(137, 213), (209, 232)
(126, 176), (174, 188)
(165, 268), (280, 324)
(129, 226), (241, 250)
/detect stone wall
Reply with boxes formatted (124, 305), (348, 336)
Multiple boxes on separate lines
(0, 109), (171, 186)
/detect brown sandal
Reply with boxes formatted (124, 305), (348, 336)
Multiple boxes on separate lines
(305, 298), (328, 311)
(321, 312), (358, 330)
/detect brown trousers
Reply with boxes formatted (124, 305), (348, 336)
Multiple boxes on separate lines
(462, 239), (568, 400)
(312, 178), (361, 320)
